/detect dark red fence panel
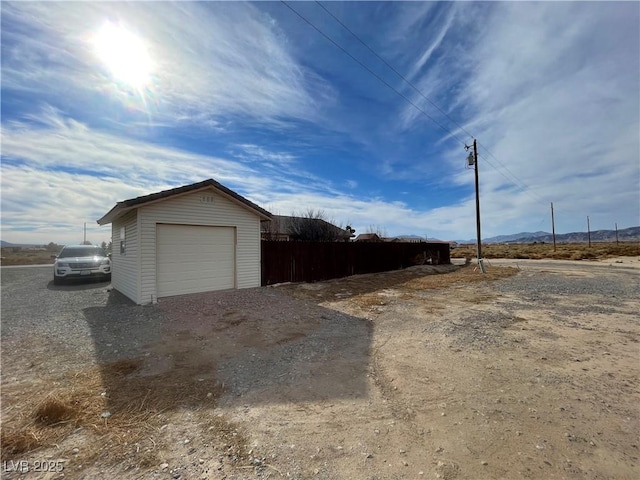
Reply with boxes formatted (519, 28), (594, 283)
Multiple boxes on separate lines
(261, 241), (450, 285)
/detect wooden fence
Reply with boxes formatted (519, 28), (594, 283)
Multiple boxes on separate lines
(261, 241), (451, 285)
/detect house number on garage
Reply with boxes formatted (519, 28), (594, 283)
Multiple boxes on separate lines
(200, 195), (215, 204)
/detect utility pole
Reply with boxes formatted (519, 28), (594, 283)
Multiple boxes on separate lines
(84, 222), (87, 244)
(587, 216), (591, 248)
(550, 202), (556, 252)
(615, 223), (619, 245)
(465, 139), (484, 273)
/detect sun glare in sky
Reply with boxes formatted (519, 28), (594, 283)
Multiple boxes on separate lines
(93, 21), (152, 89)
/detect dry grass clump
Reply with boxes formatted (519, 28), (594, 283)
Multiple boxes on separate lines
(352, 294), (390, 309)
(345, 266), (516, 311)
(451, 242), (639, 261)
(404, 265), (518, 291)
(33, 396), (77, 426)
(1, 357), (228, 468)
(0, 430), (41, 457)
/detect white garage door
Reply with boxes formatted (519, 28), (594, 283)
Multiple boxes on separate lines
(157, 224), (235, 298)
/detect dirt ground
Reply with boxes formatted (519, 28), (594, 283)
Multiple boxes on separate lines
(1, 259), (639, 479)
(235, 261), (639, 480)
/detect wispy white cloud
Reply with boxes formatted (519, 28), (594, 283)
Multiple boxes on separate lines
(405, 6), (457, 81)
(1, 108), (263, 190)
(1, 108), (360, 218)
(1, 2), (329, 126)
(396, 1), (640, 235)
(231, 144), (297, 165)
(256, 188), (484, 241)
(0, 109), (374, 242)
(385, 2), (438, 45)
(1, 165), (127, 245)
(0, 108), (280, 246)
(225, 142), (345, 198)
(0, 106), (472, 244)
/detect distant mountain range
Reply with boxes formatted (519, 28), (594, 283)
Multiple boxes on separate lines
(456, 226), (640, 244)
(4, 227), (639, 247)
(0, 240), (40, 247)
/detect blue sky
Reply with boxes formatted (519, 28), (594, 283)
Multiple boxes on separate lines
(1, 1), (638, 245)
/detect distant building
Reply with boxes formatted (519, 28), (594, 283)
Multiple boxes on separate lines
(390, 236), (423, 243)
(354, 233), (383, 242)
(261, 215), (353, 242)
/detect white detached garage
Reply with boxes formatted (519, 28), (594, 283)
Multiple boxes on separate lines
(97, 179), (271, 304)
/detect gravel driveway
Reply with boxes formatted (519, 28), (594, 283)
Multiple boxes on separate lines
(1, 266), (162, 369)
(1, 265), (372, 400)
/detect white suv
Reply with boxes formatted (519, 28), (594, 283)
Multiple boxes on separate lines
(53, 245), (111, 285)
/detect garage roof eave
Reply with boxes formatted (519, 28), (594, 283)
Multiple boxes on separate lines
(96, 203), (131, 226)
(96, 179), (272, 225)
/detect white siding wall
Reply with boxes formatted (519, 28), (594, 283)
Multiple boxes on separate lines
(137, 188), (261, 304)
(111, 210), (140, 303)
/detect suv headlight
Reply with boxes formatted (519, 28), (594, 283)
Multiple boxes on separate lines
(100, 258), (110, 265)
(57, 262), (69, 268)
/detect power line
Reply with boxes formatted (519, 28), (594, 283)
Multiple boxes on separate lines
(284, 1), (551, 209)
(477, 142), (547, 202)
(316, 1), (474, 142)
(313, 1), (550, 206)
(280, 1), (468, 146)
(477, 150), (549, 206)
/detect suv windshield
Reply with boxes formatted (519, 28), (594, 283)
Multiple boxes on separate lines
(58, 247), (107, 258)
